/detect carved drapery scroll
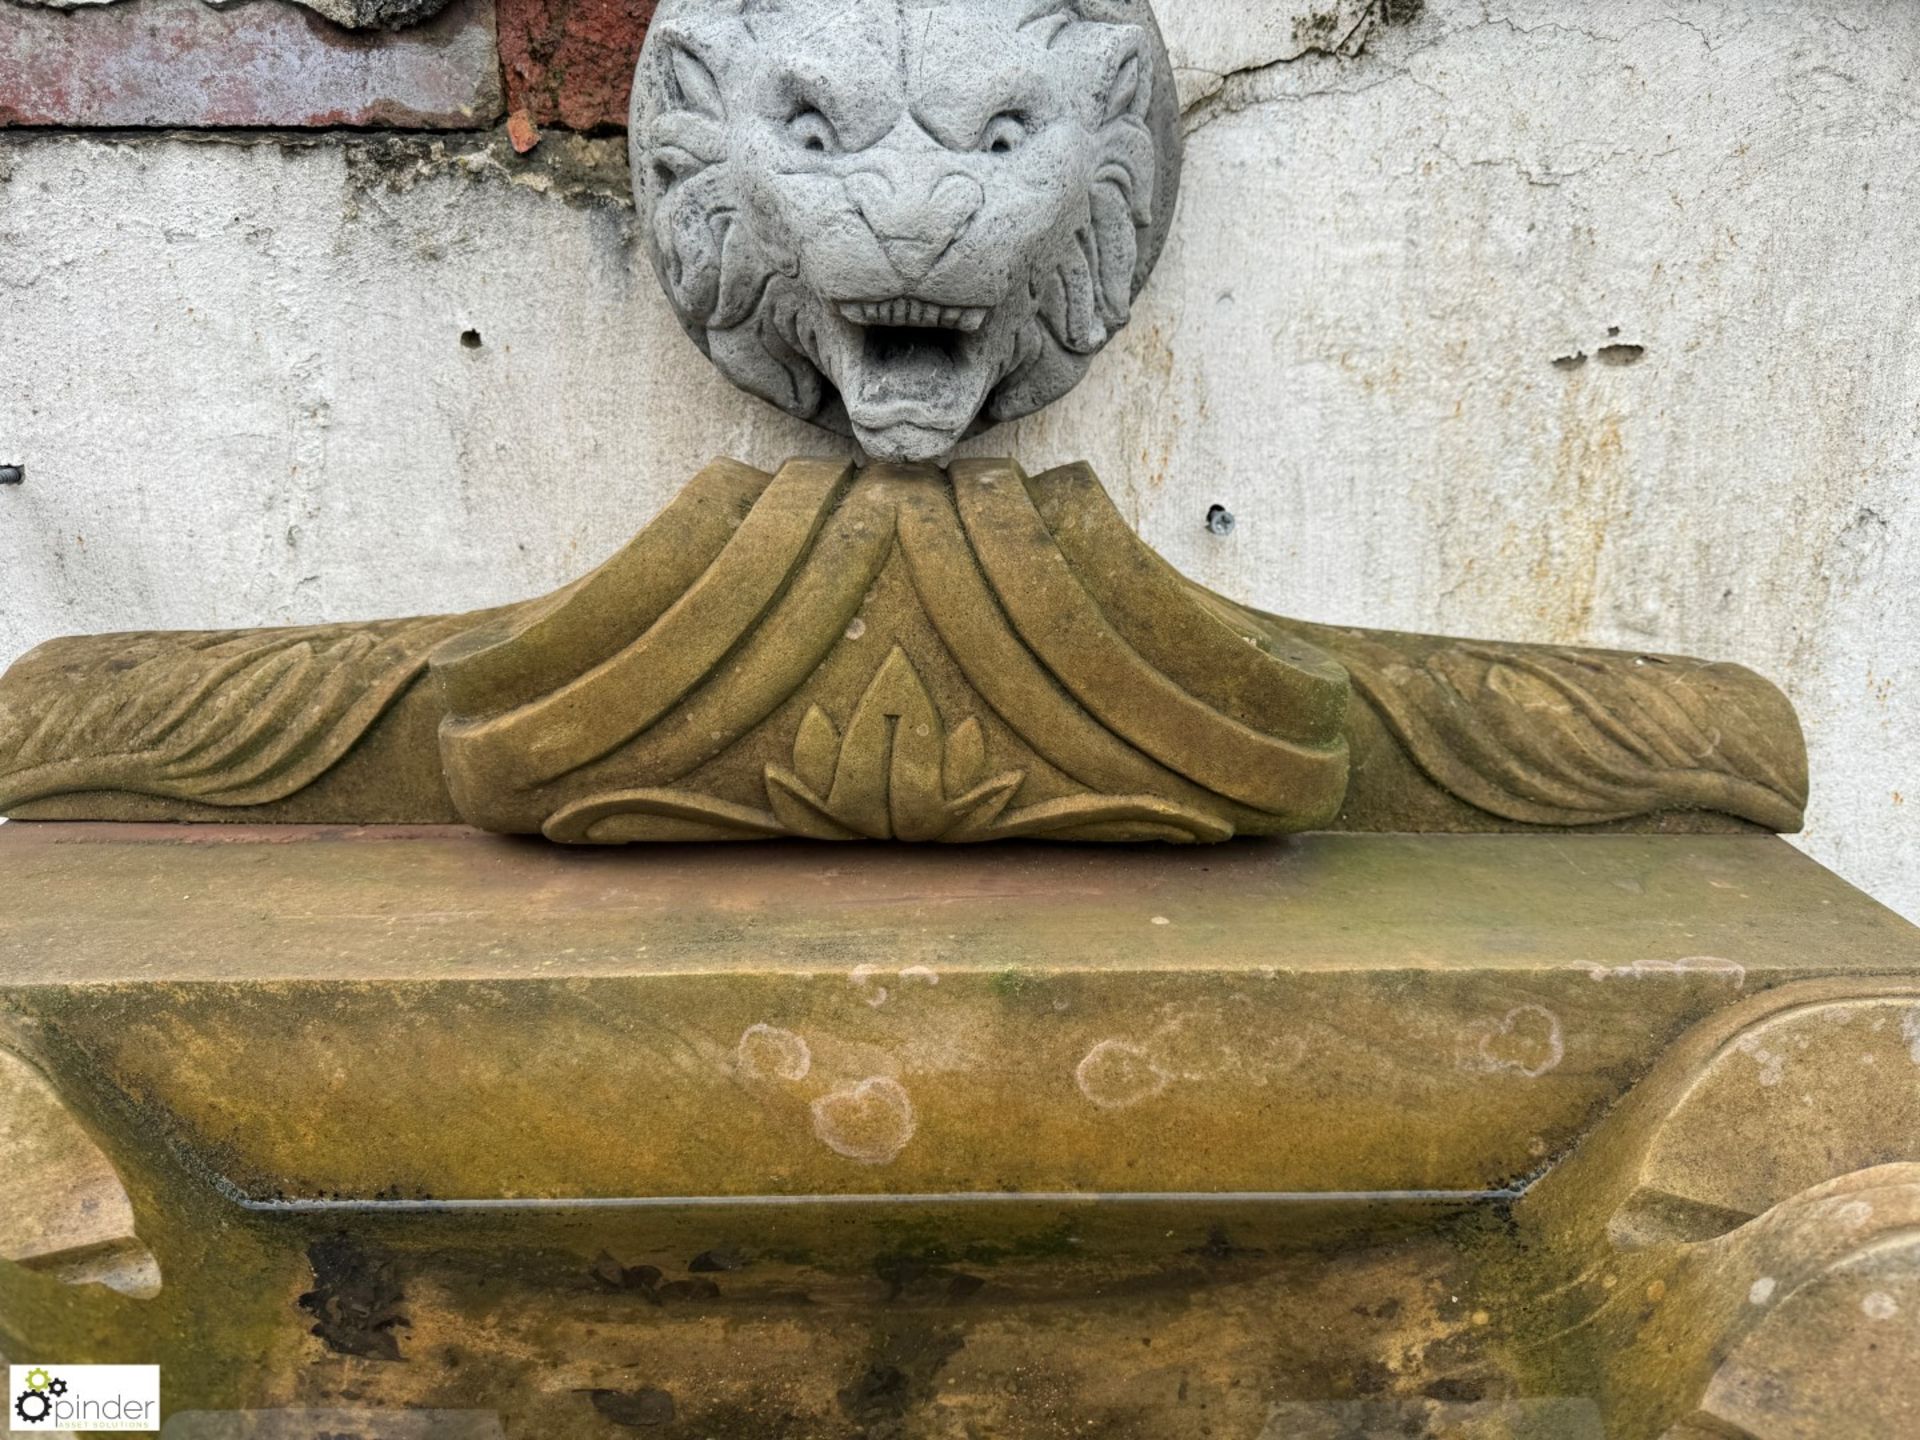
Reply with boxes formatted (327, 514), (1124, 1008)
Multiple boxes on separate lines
(435, 459), (1352, 843)
(0, 458), (1808, 839)
(1319, 627), (1807, 832)
(0, 613), (479, 818)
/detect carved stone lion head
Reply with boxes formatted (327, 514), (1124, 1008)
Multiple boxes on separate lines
(630, 0), (1182, 462)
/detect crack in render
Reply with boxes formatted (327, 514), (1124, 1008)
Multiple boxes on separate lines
(1176, 2), (1447, 138)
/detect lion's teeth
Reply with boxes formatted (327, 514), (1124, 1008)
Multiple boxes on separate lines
(837, 301), (991, 331)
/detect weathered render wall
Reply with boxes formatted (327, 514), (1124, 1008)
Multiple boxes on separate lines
(1, 0), (1916, 914)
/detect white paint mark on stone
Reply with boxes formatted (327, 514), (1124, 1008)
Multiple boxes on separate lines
(1150, 915), (1171, 926)
(849, 963), (889, 1007)
(735, 1023), (811, 1082)
(844, 616), (868, 641)
(810, 1076), (917, 1164)
(1580, 956), (1745, 986)
(1734, 1032), (1786, 1087)
(1836, 1199), (1875, 1227)
(1748, 1276), (1776, 1305)
(1901, 1005), (1920, 1065)
(1463, 1004), (1565, 1078)
(899, 965), (939, 986)
(1863, 1291), (1900, 1320)
(1075, 1039), (1174, 1111)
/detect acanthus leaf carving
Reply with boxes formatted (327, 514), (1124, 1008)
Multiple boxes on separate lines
(764, 646), (1026, 843)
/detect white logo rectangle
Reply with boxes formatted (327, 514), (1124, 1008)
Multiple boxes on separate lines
(10, 1365), (160, 1432)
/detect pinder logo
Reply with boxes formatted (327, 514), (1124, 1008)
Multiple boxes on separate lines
(9, 1365), (159, 1432)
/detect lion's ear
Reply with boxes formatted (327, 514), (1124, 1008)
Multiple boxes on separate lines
(658, 32), (726, 121)
(1095, 31), (1151, 127)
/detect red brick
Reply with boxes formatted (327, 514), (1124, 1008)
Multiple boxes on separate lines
(498, 0), (656, 133)
(507, 109), (543, 153)
(0, 0), (503, 129)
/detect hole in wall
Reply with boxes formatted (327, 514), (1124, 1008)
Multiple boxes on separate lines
(460, 329), (483, 350)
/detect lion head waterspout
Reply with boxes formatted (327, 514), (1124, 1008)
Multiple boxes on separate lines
(629, 0), (1183, 462)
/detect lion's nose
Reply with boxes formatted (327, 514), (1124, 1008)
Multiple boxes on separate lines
(847, 172), (984, 285)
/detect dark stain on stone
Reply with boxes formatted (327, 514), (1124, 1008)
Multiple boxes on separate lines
(872, 1250), (984, 1304)
(1186, 1224), (1265, 1261)
(297, 1234), (409, 1361)
(585, 1386), (676, 1427)
(586, 1249), (720, 1302)
(591, 1249), (662, 1295)
(1381, 0), (1425, 23)
(1422, 1375), (1489, 1403)
(681, 1399), (810, 1438)
(688, 1245), (751, 1273)
(1292, 10), (1341, 44)
(1346, 1358), (1395, 1396)
(837, 1326), (966, 1435)
(874, 1252), (936, 1301)
(657, 1277), (722, 1301)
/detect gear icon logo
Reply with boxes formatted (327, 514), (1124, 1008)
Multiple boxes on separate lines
(13, 1368), (64, 1425)
(14, 1388), (51, 1424)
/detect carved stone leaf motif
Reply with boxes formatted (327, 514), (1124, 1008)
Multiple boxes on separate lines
(1318, 630), (1808, 831)
(542, 640), (1240, 845)
(765, 647), (1024, 841)
(0, 613), (479, 813)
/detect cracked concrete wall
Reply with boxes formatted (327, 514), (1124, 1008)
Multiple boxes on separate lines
(1, 0), (1916, 915)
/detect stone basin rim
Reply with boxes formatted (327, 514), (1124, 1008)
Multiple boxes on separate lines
(227, 1186), (1522, 1214)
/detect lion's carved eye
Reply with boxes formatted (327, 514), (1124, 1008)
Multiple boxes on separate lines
(981, 112), (1029, 155)
(788, 107), (838, 155)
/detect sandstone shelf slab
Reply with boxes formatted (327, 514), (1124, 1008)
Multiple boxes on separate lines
(1, 825), (1909, 1204)
(5, 826), (1918, 1436)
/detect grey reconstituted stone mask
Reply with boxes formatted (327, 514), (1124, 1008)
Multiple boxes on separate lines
(629, 0), (1183, 463)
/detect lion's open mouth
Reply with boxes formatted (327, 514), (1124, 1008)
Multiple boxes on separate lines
(821, 298), (1003, 462)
